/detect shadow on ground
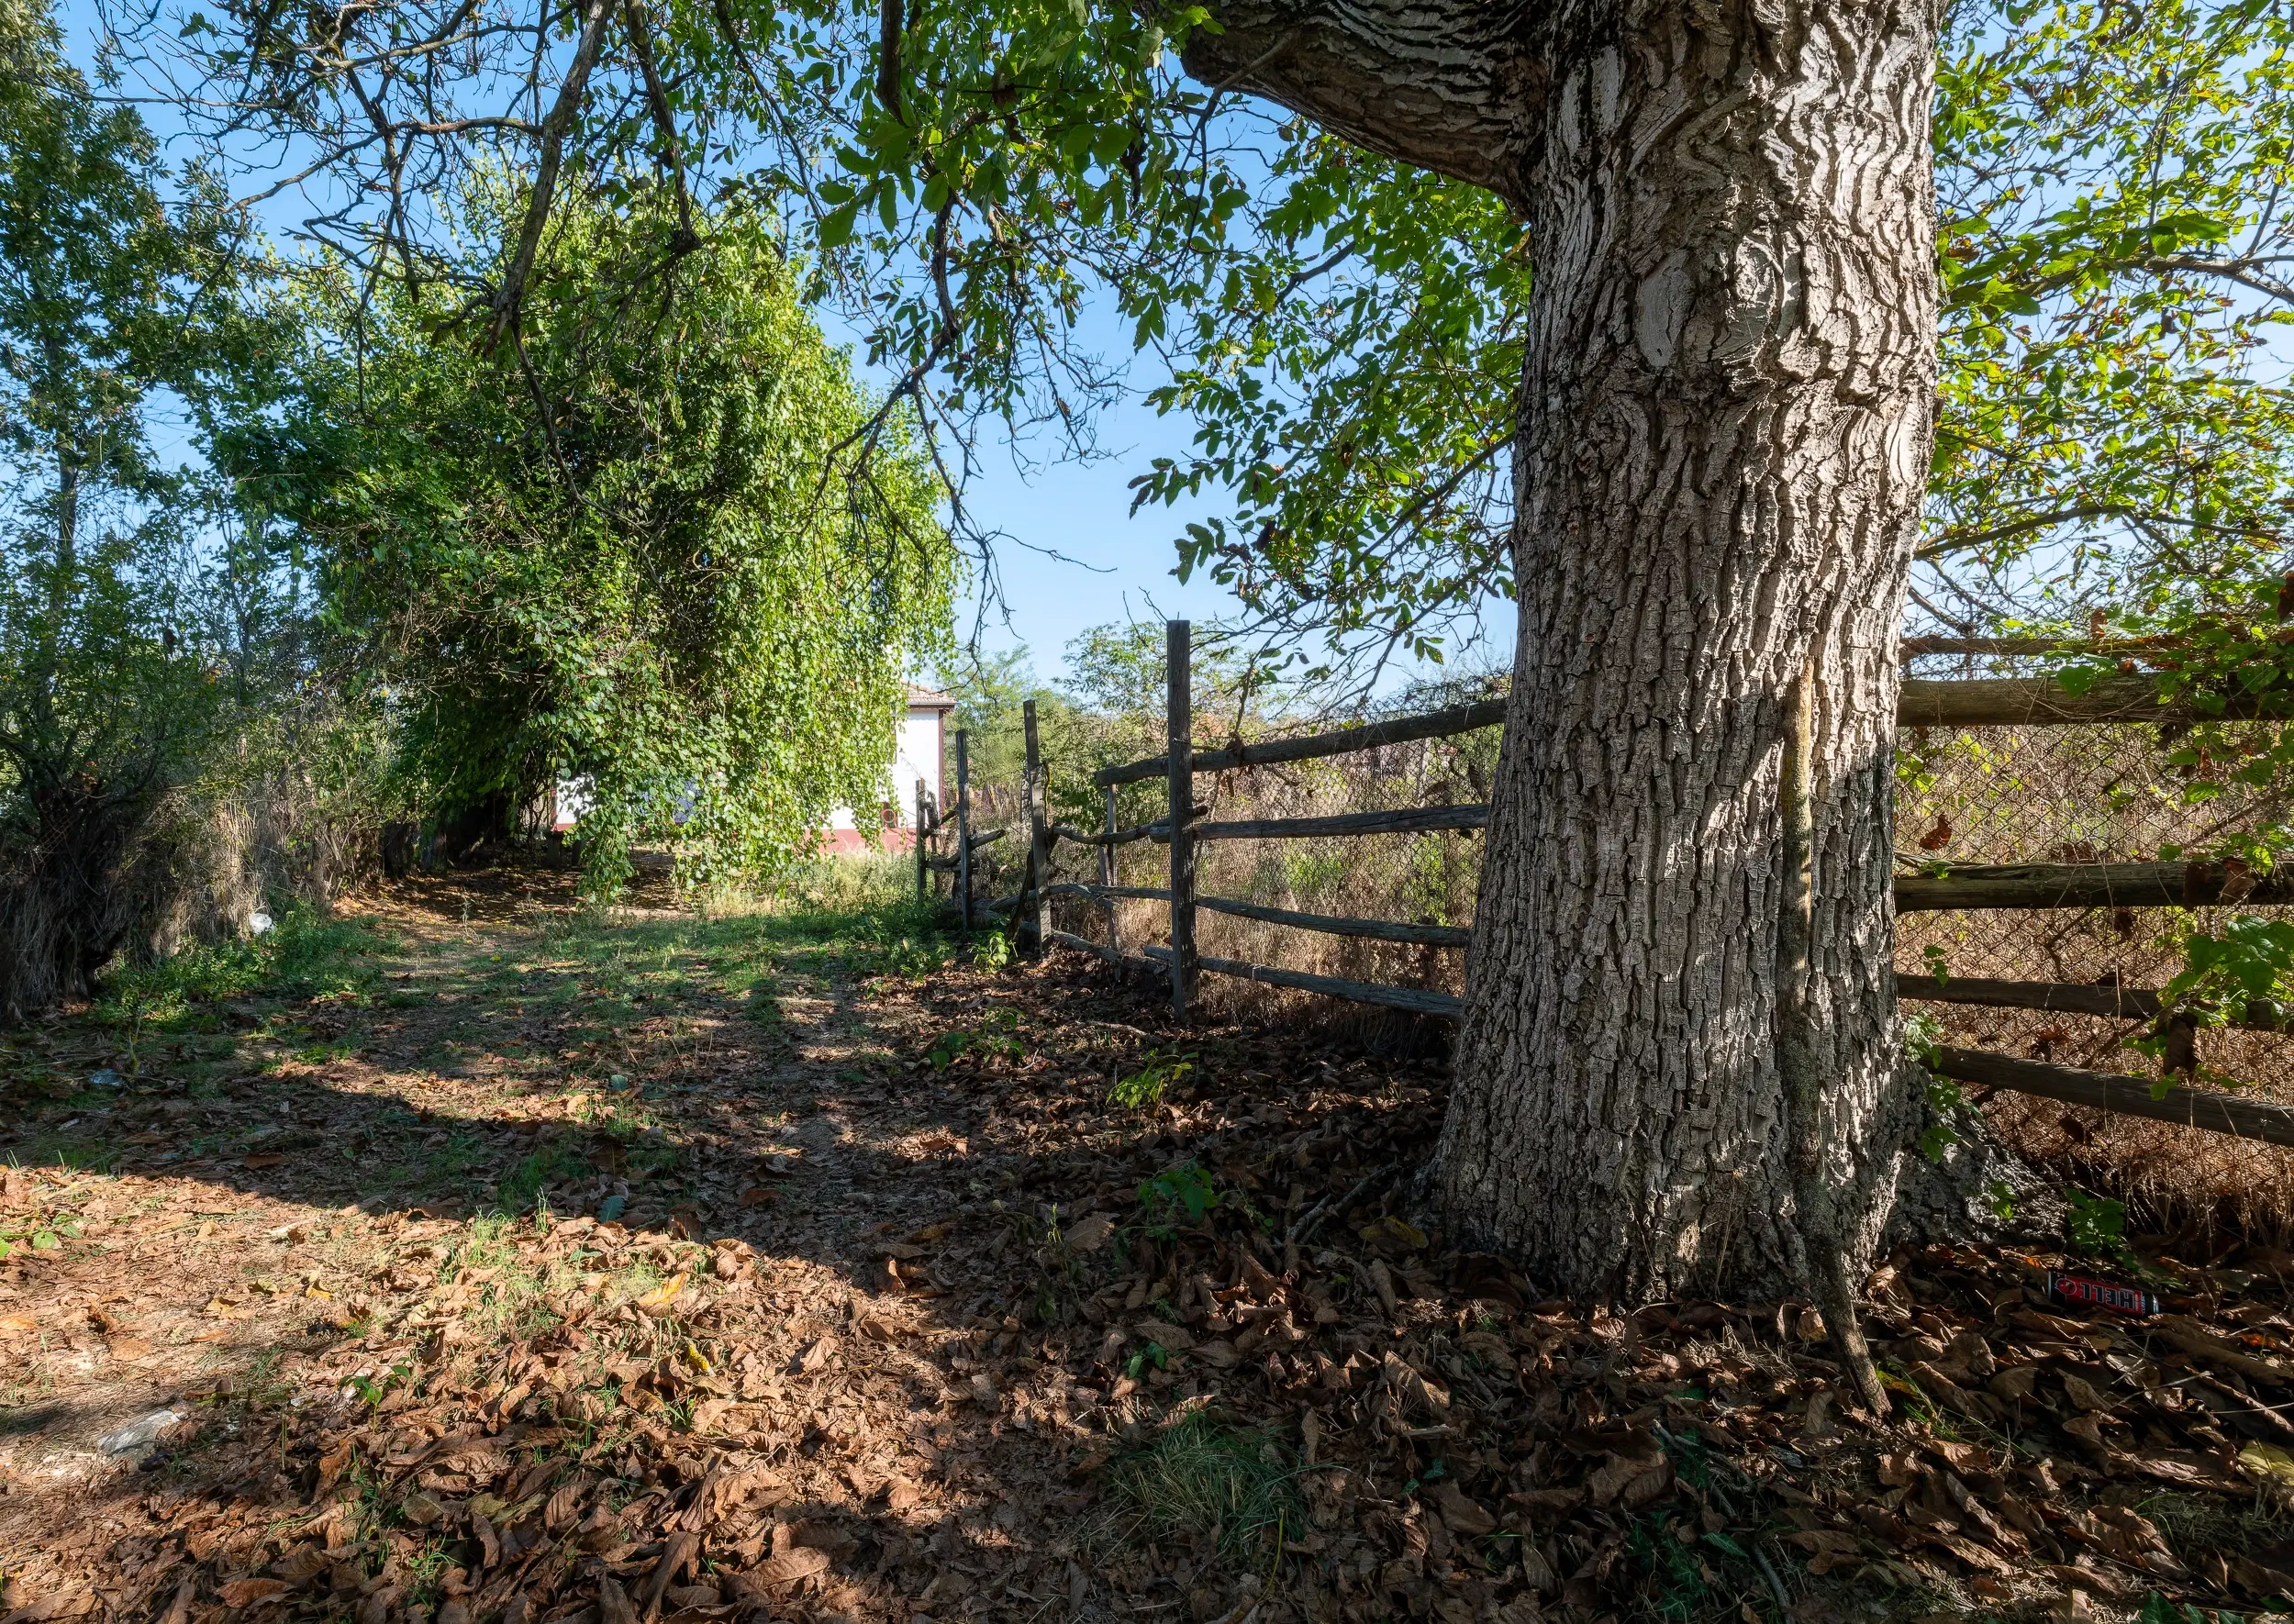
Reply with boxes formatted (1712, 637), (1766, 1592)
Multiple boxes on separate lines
(10, 871), (2294, 1624)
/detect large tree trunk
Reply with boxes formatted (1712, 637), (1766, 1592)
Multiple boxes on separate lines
(1190, 0), (1939, 1300)
(1434, 3), (1938, 1300)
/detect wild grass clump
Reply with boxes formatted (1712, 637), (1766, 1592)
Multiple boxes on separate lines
(95, 907), (395, 1023)
(774, 852), (917, 916)
(1098, 1410), (1304, 1556)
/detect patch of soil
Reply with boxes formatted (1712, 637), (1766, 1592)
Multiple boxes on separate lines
(6, 874), (2294, 1624)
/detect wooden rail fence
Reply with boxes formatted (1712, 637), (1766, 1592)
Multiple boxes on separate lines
(908, 621), (2294, 1154)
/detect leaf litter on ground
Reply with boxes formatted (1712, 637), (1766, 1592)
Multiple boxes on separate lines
(8, 871), (2294, 1623)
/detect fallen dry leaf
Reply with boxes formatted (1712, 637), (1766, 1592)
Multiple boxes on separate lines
(736, 1549), (830, 1588)
(217, 1579), (289, 1607)
(1426, 1480), (1496, 1536)
(1063, 1211), (1117, 1252)
(2241, 1441), (2294, 1488)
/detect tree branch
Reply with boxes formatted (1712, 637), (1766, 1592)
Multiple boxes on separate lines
(1177, 0), (1539, 208)
(623, 0), (699, 253)
(485, 0), (615, 350)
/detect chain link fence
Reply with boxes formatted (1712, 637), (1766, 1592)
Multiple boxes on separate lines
(944, 659), (2294, 1231)
(1899, 652), (2294, 1233)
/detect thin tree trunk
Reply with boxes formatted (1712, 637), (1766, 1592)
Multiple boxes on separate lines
(29, 333), (80, 772)
(1433, 0), (1939, 1301)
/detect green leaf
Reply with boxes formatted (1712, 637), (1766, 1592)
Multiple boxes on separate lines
(818, 202), (860, 248)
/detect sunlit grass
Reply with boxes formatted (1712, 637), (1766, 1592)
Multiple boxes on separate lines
(1097, 1410), (1305, 1556)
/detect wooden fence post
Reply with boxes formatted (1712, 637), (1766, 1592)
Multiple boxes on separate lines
(1102, 783), (1119, 960)
(955, 729), (971, 933)
(914, 779), (929, 902)
(1024, 698), (1046, 955)
(1166, 620), (1196, 1017)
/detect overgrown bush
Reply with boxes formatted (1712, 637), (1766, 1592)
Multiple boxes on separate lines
(0, 2), (397, 1018)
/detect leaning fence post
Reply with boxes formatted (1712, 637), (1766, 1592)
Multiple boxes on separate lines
(1024, 698), (1046, 956)
(1102, 783), (1119, 960)
(1166, 619), (1197, 1017)
(954, 730), (972, 933)
(914, 779), (929, 901)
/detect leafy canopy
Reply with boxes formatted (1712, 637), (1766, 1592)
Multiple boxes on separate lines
(1924, 0), (2294, 631)
(230, 182), (955, 895)
(99, 0), (2294, 673)
(0, 0), (279, 810)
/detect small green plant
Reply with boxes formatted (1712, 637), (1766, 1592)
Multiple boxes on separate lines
(1624, 1509), (1711, 1624)
(2131, 914), (2294, 1090)
(1109, 1050), (1193, 1109)
(1904, 1011), (1965, 1162)
(2066, 1186), (2129, 1259)
(348, 1360), (414, 1413)
(0, 1205), (81, 1261)
(1984, 1178), (2016, 1221)
(1919, 1076), (1968, 1163)
(1138, 1162), (1221, 1234)
(2139, 1595), (2217, 1624)
(1920, 943), (1951, 984)
(403, 1543), (454, 1607)
(1903, 1007), (1945, 1069)
(967, 929), (1016, 972)
(1125, 1341), (1170, 1380)
(926, 1007), (1025, 1069)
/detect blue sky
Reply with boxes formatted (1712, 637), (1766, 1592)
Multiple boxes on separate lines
(60, 0), (1498, 696)
(878, 315), (1260, 684)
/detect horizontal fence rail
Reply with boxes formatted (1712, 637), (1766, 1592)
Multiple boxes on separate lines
(1931, 1047), (2294, 1151)
(1095, 675), (2275, 792)
(1045, 806), (1208, 848)
(1903, 628), (2287, 658)
(1043, 881), (1172, 904)
(1895, 974), (2168, 1021)
(1895, 973), (2293, 1034)
(1176, 805), (1492, 843)
(910, 621), (2294, 1158)
(921, 827), (1004, 872)
(1141, 944), (1469, 1018)
(1095, 697), (1510, 787)
(1894, 859), (2294, 912)
(1896, 675), (2266, 727)
(1195, 895), (1471, 948)
(1048, 882), (1472, 948)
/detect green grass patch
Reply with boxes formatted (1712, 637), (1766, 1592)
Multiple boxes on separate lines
(98, 909), (399, 1030)
(498, 1139), (594, 1213)
(1098, 1410), (1304, 1556)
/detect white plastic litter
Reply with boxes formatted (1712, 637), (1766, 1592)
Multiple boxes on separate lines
(96, 1409), (182, 1455)
(88, 1069), (123, 1088)
(249, 910), (274, 935)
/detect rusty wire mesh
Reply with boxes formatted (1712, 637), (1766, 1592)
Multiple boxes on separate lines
(1899, 651), (2294, 1231)
(935, 665), (2294, 1230)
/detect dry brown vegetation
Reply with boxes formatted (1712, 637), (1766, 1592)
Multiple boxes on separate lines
(955, 701), (2294, 1237)
(11, 869), (2294, 1624)
(1894, 720), (2294, 1240)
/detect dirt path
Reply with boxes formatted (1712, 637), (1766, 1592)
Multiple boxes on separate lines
(9, 873), (2294, 1624)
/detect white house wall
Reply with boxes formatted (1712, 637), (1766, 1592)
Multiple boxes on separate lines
(555, 706), (944, 851)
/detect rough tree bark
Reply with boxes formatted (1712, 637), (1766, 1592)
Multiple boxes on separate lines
(1191, 0), (1939, 1300)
